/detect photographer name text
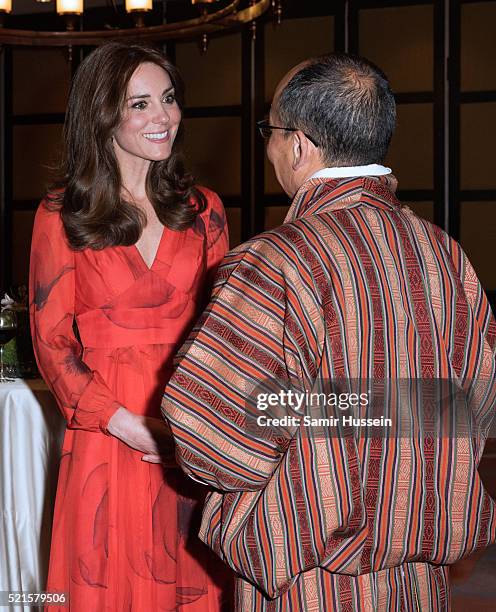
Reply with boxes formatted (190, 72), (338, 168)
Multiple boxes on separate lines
(256, 414), (392, 428)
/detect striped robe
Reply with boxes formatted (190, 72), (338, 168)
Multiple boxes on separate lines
(162, 175), (496, 611)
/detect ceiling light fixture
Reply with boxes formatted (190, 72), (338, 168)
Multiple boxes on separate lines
(0, 0), (280, 46)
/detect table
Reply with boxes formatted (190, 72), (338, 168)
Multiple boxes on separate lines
(0, 380), (65, 607)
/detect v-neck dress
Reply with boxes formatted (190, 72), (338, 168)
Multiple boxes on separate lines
(29, 187), (231, 611)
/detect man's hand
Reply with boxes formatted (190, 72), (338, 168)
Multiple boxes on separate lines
(107, 406), (175, 464)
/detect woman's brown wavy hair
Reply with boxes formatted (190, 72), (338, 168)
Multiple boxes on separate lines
(48, 42), (206, 250)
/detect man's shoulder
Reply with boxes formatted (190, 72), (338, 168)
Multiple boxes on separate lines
(214, 225), (309, 286)
(399, 203), (455, 250)
(227, 222), (314, 262)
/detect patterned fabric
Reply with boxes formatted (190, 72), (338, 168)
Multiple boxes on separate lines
(30, 188), (233, 611)
(162, 176), (496, 611)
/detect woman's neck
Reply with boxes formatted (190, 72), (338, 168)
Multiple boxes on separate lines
(115, 150), (151, 202)
(120, 167), (151, 205)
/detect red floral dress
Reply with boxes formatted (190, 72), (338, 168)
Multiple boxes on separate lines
(29, 188), (232, 611)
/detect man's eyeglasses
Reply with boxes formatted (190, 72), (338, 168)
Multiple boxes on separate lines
(257, 119), (319, 148)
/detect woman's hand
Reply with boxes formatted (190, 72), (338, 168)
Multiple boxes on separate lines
(107, 406), (175, 464)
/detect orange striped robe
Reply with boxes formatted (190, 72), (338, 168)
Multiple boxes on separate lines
(162, 175), (496, 611)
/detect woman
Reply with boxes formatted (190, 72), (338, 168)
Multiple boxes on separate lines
(29, 42), (230, 611)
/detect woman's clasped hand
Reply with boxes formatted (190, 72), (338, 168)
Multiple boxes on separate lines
(107, 407), (175, 464)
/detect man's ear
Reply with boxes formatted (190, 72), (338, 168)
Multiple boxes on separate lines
(292, 131), (313, 170)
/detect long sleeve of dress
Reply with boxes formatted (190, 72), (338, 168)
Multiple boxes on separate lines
(29, 203), (121, 434)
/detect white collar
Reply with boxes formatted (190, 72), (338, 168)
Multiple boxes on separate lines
(308, 164), (392, 180)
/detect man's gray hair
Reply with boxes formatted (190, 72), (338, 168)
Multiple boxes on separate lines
(277, 54), (396, 166)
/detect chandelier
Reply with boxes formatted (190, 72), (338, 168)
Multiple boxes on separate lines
(0, 0), (281, 46)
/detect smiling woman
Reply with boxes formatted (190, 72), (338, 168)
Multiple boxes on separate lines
(29, 42), (232, 612)
(111, 61), (185, 267)
(47, 42), (207, 250)
(113, 63), (181, 168)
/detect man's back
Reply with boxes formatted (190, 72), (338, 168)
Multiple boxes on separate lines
(164, 175), (496, 611)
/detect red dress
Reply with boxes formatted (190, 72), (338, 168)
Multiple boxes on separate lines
(29, 188), (231, 611)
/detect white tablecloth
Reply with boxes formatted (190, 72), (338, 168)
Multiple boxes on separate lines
(0, 379), (65, 604)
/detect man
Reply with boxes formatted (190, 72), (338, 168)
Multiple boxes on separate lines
(160, 55), (496, 610)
